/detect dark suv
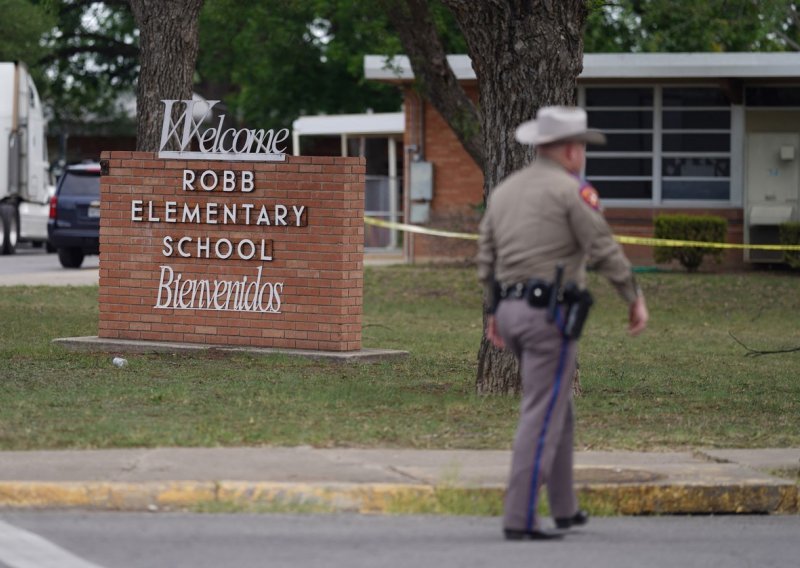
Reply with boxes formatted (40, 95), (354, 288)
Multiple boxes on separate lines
(48, 163), (101, 268)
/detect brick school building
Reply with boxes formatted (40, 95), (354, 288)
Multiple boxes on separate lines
(360, 53), (800, 268)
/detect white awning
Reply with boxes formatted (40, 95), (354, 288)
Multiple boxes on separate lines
(365, 52), (800, 81)
(292, 112), (404, 136)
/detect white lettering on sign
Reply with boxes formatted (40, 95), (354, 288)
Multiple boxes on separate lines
(158, 99), (288, 162)
(165, 201), (177, 222)
(130, 165), (313, 315)
(200, 170), (218, 191)
(155, 265), (283, 313)
(131, 200), (143, 221)
(162, 236), (273, 261)
(147, 201), (160, 222)
(242, 171), (254, 192)
(161, 235), (272, 262)
(132, 201), (306, 228)
(182, 170), (255, 193)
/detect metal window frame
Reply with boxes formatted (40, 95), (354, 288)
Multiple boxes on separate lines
(746, 106), (800, 112)
(663, 176), (731, 182)
(589, 129), (655, 134)
(583, 84), (656, 204)
(660, 85), (733, 204)
(662, 129), (731, 134)
(585, 106), (655, 111)
(661, 152), (732, 157)
(661, 106), (732, 111)
(580, 83), (743, 208)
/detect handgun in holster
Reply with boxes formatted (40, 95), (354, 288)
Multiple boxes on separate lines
(546, 264), (594, 340)
(488, 280), (502, 314)
(546, 264), (564, 323)
(562, 283), (594, 340)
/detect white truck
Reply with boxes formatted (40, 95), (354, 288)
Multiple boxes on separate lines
(0, 61), (53, 254)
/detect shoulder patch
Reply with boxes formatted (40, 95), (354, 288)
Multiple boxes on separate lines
(579, 183), (602, 212)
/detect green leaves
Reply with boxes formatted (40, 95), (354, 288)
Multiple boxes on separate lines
(0, 0), (55, 67)
(585, 0), (798, 53)
(196, 0), (403, 130)
(37, 0), (139, 135)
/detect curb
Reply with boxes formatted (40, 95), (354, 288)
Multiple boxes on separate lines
(578, 483), (799, 515)
(0, 481), (796, 515)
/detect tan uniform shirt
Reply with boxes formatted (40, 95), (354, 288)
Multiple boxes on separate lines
(477, 156), (639, 304)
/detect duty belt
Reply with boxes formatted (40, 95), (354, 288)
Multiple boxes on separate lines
(498, 280), (552, 308)
(492, 264), (594, 340)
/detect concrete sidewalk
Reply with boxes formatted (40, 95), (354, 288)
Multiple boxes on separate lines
(0, 447), (796, 515)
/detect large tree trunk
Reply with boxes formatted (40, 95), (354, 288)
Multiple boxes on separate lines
(443, 0), (587, 395)
(129, 0), (204, 151)
(383, 0), (587, 395)
(477, 310), (522, 395)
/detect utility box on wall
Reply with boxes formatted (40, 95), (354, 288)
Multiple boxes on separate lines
(409, 161), (433, 223)
(745, 133), (800, 262)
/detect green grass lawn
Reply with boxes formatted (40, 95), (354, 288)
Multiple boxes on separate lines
(0, 265), (797, 451)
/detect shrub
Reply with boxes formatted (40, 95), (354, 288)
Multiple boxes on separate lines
(653, 214), (727, 272)
(780, 222), (800, 269)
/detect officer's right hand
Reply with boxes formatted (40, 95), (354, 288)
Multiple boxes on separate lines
(628, 295), (649, 336)
(487, 315), (505, 349)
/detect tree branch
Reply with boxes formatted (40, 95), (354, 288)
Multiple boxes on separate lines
(729, 331), (800, 357)
(380, 0), (484, 169)
(774, 28), (800, 51)
(789, 2), (800, 28)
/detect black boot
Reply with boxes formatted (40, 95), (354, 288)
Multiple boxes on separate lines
(504, 528), (563, 541)
(555, 510), (589, 529)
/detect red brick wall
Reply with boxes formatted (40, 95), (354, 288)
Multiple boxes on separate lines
(404, 87), (484, 261)
(423, 86), (484, 213)
(98, 151), (364, 351)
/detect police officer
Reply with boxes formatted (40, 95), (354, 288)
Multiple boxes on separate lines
(477, 106), (649, 540)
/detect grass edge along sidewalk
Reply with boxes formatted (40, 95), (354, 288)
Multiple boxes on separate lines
(0, 481), (795, 516)
(0, 447), (796, 515)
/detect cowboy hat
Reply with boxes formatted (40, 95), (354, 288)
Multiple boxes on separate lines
(515, 106), (606, 146)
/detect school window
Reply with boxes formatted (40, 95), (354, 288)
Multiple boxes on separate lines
(661, 87), (731, 201)
(583, 86), (733, 204)
(585, 87), (654, 200)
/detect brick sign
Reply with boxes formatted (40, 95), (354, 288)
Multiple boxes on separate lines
(98, 151), (365, 351)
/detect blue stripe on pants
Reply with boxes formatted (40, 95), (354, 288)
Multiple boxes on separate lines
(525, 333), (570, 532)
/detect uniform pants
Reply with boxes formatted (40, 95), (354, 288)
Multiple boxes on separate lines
(495, 298), (579, 531)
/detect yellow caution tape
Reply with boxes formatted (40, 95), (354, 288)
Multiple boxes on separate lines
(613, 235), (800, 251)
(364, 216), (800, 251)
(366, 216), (479, 240)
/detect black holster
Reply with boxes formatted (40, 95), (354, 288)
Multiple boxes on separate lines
(488, 280), (502, 314)
(562, 283), (594, 340)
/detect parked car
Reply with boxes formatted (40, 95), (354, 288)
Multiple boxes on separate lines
(47, 163), (101, 268)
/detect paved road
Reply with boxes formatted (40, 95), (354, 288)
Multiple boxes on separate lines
(1, 513), (797, 568)
(0, 244), (98, 286)
(0, 246), (396, 287)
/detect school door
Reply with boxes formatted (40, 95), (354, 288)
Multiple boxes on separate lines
(346, 136), (404, 251)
